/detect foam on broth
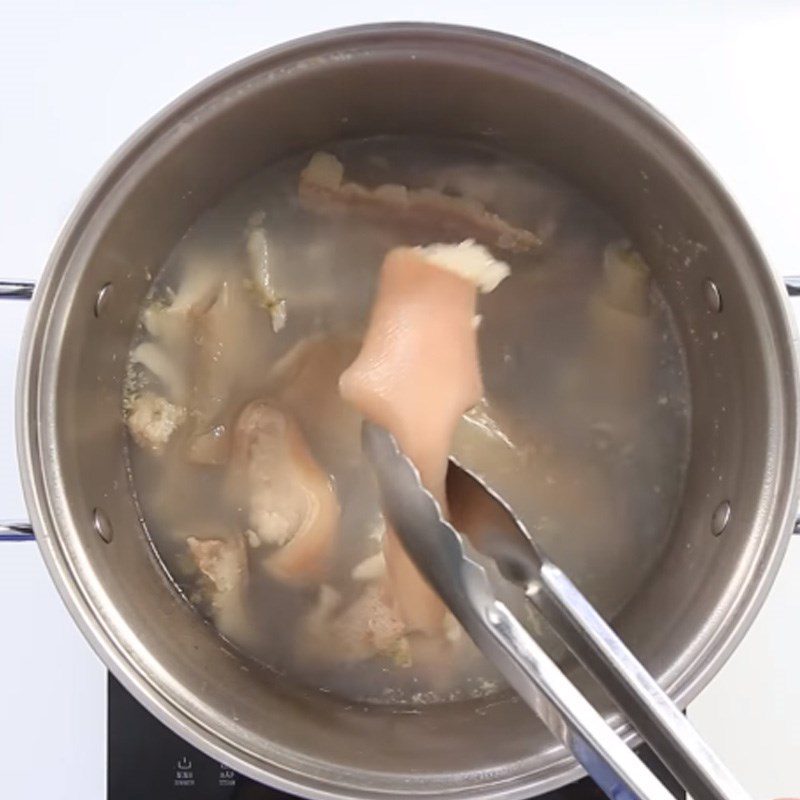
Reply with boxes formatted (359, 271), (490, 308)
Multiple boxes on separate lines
(124, 136), (691, 705)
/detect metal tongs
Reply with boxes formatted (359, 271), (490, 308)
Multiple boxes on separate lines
(363, 422), (751, 800)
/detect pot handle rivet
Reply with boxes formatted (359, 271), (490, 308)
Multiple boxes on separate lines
(711, 500), (731, 536)
(703, 278), (722, 313)
(94, 283), (113, 318)
(93, 508), (114, 543)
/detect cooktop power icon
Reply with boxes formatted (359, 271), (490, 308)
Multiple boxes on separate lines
(174, 756), (195, 787)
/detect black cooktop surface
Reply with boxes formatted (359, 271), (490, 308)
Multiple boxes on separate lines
(108, 675), (682, 799)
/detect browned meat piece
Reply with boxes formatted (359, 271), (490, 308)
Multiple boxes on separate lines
(126, 391), (187, 453)
(187, 535), (247, 595)
(185, 534), (255, 649)
(299, 152), (541, 254)
(245, 226), (287, 333)
(300, 583), (410, 666)
(266, 334), (362, 468)
(588, 239), (654, 406)
(229, 401), (340, 585)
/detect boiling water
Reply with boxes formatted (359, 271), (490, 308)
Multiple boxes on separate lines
(125, 136), (691, 705)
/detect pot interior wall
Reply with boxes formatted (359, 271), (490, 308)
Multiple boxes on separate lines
(31, 27), (795, 798)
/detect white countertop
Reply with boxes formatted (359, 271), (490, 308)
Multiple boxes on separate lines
(1, 2), (798, 798)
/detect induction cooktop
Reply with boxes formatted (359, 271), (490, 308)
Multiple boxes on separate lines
(107, 675), (683, 799)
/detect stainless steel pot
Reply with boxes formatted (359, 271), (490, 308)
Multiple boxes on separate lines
(9, 23), (799, 799)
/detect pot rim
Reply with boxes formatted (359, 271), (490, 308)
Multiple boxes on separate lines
(17, 22), (800, 799)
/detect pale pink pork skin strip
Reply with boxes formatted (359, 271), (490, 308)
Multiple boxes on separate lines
(340, 242), (510, 635)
